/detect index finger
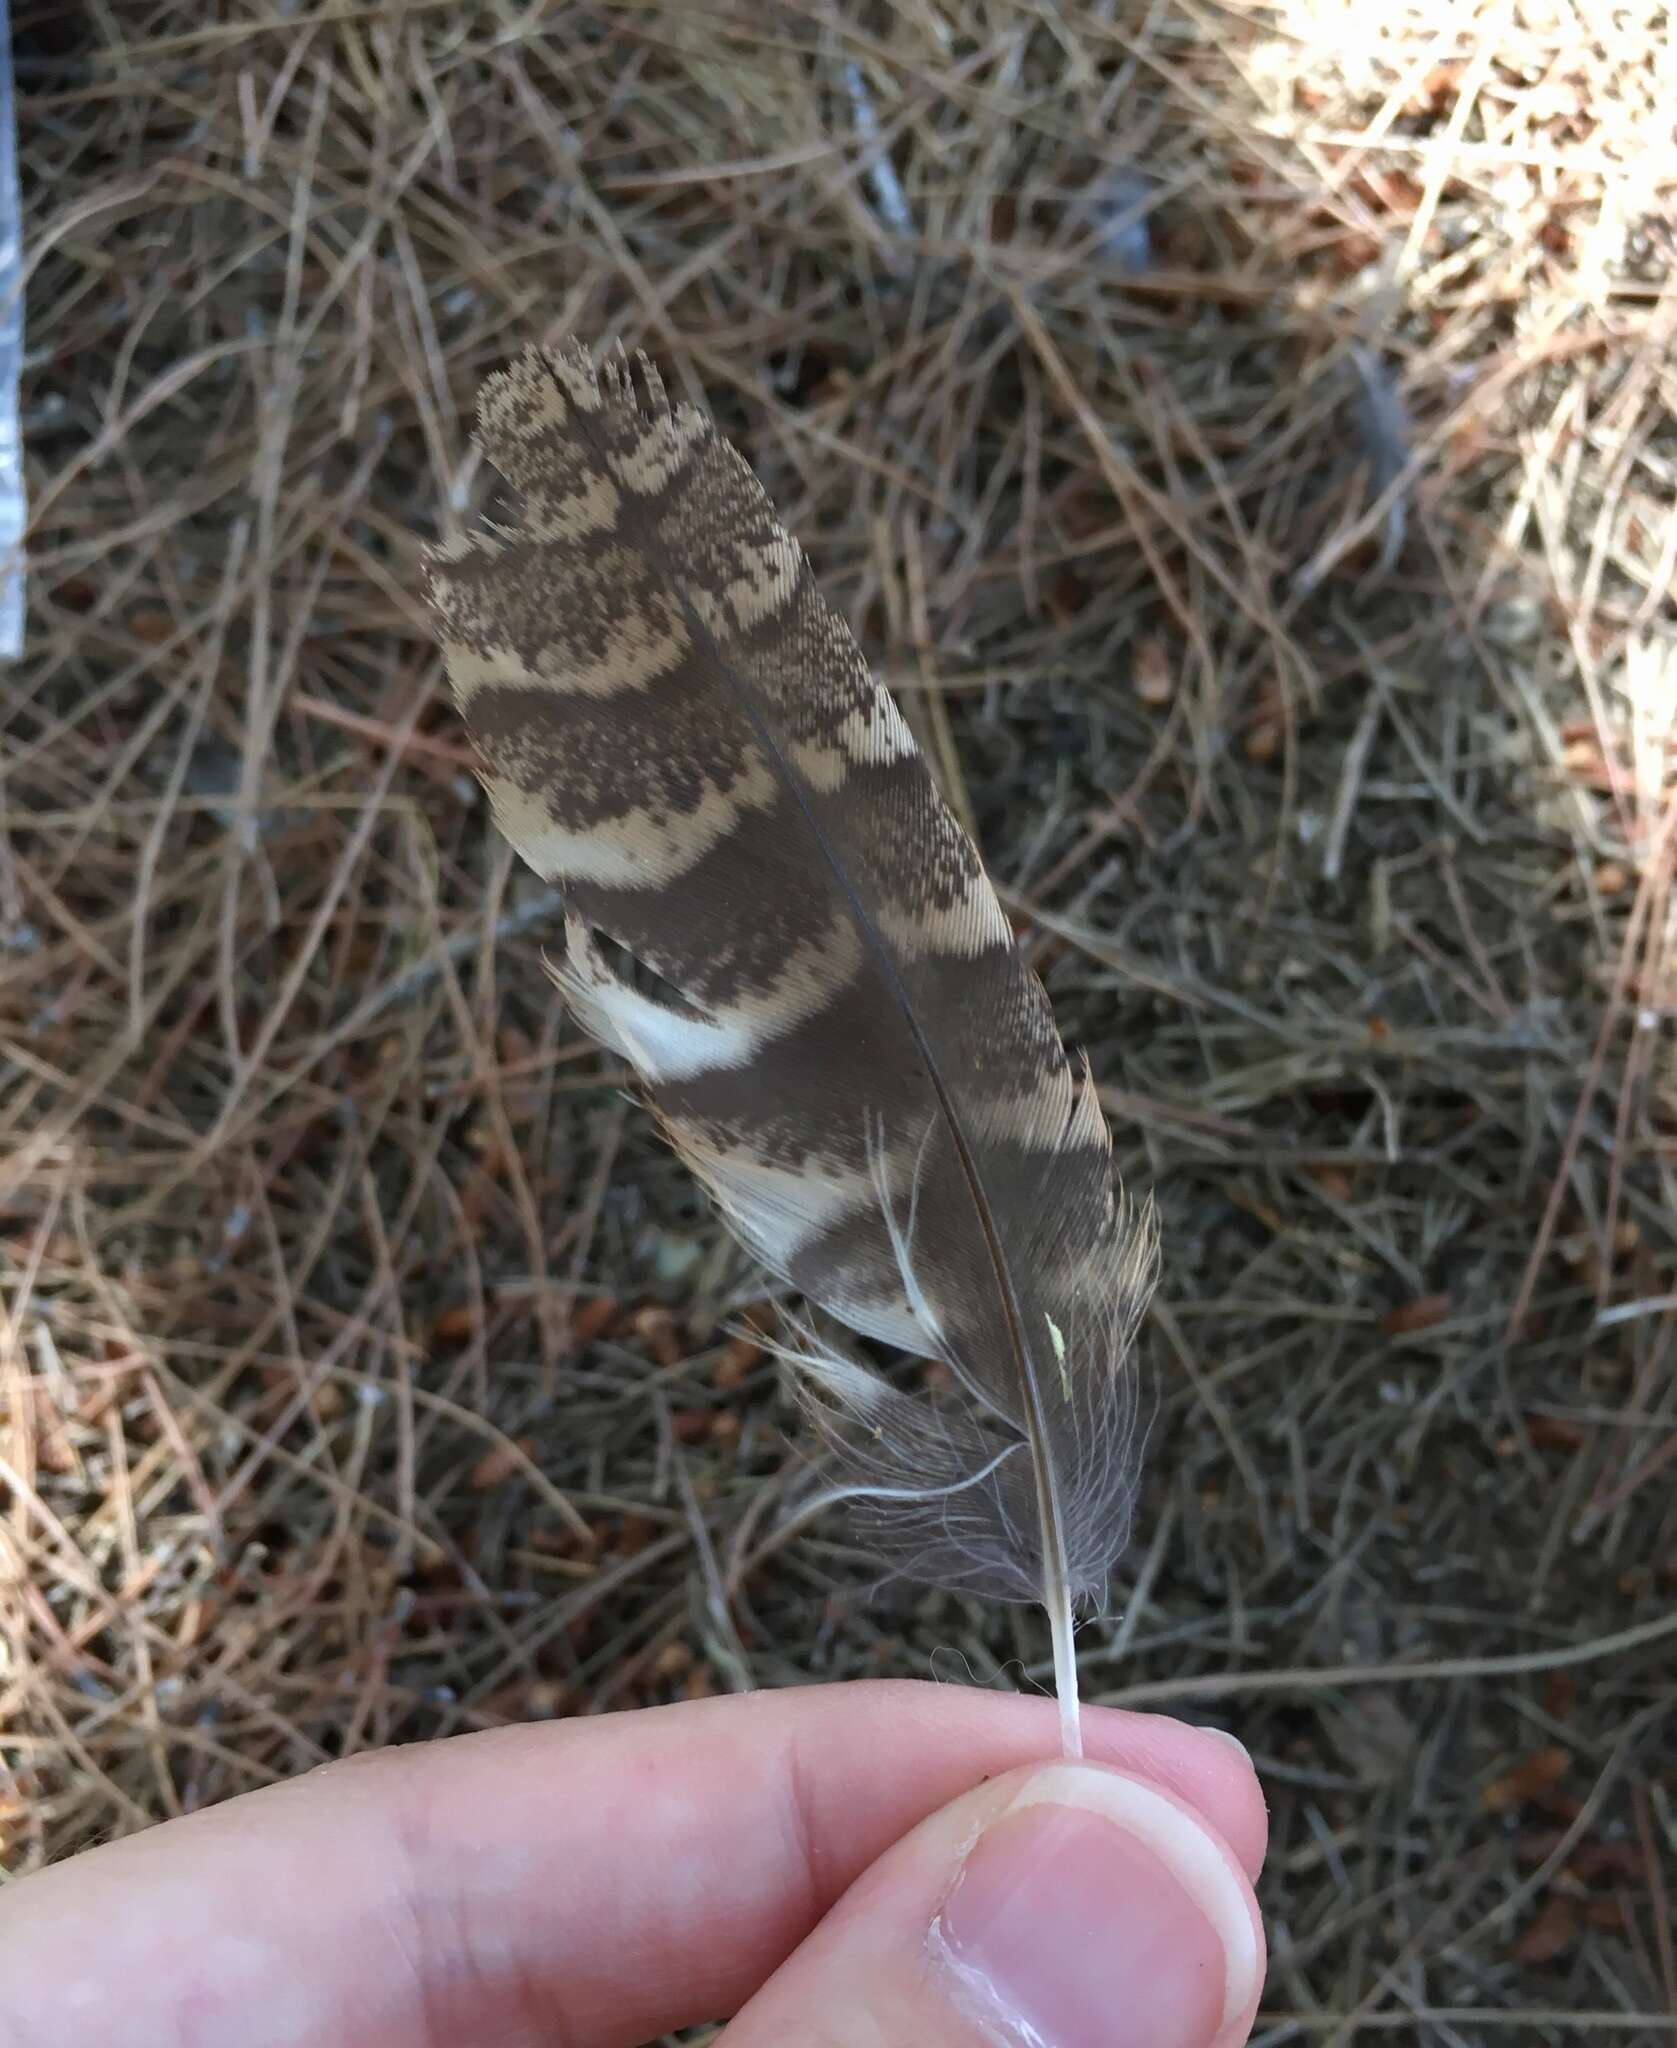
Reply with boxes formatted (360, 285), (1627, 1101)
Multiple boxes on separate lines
(0, 1679), (1265, 2048)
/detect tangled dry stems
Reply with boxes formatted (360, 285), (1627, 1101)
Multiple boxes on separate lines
(2, 2), (1675, 2037)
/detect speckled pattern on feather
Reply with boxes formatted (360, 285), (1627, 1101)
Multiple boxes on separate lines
(424, 341), (1157, 1689)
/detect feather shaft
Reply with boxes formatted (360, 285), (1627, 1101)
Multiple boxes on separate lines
(674, 573), (1087, 1739)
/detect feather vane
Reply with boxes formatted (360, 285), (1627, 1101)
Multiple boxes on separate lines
(425, 341), (1158, 1753)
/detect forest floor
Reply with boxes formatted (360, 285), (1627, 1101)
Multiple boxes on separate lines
(3, 3), (1676, 2038)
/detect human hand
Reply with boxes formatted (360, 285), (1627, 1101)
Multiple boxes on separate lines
(0, 1679), (1265, 2047)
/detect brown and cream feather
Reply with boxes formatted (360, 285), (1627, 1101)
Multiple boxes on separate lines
(425, 341), (1157, 1754)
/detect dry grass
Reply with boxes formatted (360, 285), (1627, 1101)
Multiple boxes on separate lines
(4, 1), (1677, 2037)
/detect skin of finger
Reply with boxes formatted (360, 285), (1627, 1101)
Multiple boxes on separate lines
(719, 1758), (1266, 2048)
(0, 1683), (1265, 2048)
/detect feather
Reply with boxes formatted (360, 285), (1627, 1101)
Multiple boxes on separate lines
(424, 340), (1157, 1756)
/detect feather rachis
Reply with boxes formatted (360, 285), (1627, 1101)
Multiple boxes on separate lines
(426, 339), (1159, 1753)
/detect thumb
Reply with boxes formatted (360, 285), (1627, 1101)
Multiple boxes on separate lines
(720, 1758), (1265, 2048)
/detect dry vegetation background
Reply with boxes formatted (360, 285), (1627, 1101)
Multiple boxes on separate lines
(4, 0), (1677, 2038)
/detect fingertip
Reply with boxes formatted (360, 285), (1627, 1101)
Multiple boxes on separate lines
(1182, 1725), (1269, 1882)
(949, 1763), (1263, 2045)
(723, 1754), (1265, 2048)
(1079, 1704), (1268, 1883)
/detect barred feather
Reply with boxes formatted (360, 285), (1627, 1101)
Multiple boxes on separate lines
(425, 340), (1158, 1754)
